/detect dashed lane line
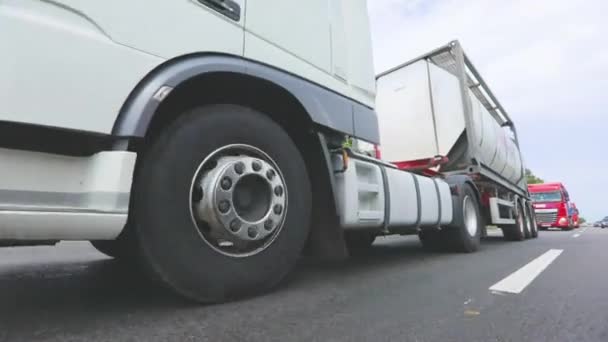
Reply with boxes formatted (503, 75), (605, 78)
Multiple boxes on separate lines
(489, 249), (563, 294)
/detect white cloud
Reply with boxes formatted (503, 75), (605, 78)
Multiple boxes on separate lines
(368, 0), (608, 220)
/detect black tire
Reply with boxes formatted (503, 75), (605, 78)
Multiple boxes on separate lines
(418, 229), (445, 251)
(501, 201), (527, 241)
(91, 240), (121, 258)
(442, 183), (481, 253)
(90, 224), (137, 260)
(344, 232), (376, 255)
(133, 105), (312, 303)
(525, 202), (538, 238)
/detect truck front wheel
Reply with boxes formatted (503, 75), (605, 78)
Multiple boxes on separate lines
(132, 105), (312, 303)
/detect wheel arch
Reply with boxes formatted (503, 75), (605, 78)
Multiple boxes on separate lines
(112, 53), (377, 142)
(445, 175), (484, 235)
(445, 175), (482, 205)
(115, 53), (352, 260)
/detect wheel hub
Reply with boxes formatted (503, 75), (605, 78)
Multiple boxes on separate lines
(190, 145), (288, 257)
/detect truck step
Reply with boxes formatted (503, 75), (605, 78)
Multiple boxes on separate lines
(489, 197), (516, 225)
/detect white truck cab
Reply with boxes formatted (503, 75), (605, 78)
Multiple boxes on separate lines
(0, 0), (377, 236)
(0, 0), (383, 302)
(0, 1), (535, 303)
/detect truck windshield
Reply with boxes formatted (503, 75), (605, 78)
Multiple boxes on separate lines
(530, 191), (562, 202)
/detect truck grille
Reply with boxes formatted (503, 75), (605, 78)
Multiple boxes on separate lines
(535, 210), (558, 224)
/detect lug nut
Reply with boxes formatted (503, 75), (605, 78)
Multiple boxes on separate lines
(248, 226), (258, 238)
(266, 169), (276, 180)
(218, 200), (231, 213)
(252, 160), (262, 172)
(274, 185), (284, 197)
(273, 204), (283, 215)
(220, 177), (232, 190)
(264, 219), (274, 231)
(229, 219), (241, 232)
(234, 162), (245, 175)
(192, 185), (204, 202)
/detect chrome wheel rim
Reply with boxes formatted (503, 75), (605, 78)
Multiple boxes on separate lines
(463, 196), (478, 237)
(189, 144), (288, 258)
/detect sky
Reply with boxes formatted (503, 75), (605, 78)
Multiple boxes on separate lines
(367, 0), (608, 221)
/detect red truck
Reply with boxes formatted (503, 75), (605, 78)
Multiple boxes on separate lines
(528, 183), (575, 230)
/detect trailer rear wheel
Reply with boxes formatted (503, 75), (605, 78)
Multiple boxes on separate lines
(525, 202), (538, 238)
(132, 105), (312, 303)
(443, 183), (481, 253)
(501, 201), (527, 241)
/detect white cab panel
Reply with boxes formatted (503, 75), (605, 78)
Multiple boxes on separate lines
(0, 149), (135, 240)
(377, 60), (437, 162)
(40, 0), (246, 59)
(246, 0), (331, 73)
(0, 0), (247, 134)
(244, 32), (361, 111)
(245, 0), (375, 108)
(340, 0), (377, 98)
(329, 0), (349, 81)
(0, 212), (127, 240)
(0, 0), (163, 133)
(0, 149), (135, 211)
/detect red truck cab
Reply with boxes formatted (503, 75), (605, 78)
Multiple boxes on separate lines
(528, 182), (574, 230)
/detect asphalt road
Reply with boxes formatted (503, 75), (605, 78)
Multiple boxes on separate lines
(0, 226), (606, 342)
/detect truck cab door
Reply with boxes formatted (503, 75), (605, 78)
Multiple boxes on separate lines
(244, 0), (332, 74)
(0, 0), (246, 134)
(243, 0), (377, 141)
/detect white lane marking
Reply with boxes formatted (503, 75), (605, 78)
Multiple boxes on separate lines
(489, 249), (563, 294)
(573, 233), (581, 238)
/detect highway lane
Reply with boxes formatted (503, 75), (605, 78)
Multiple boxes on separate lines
(0, 226), (606, 341)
